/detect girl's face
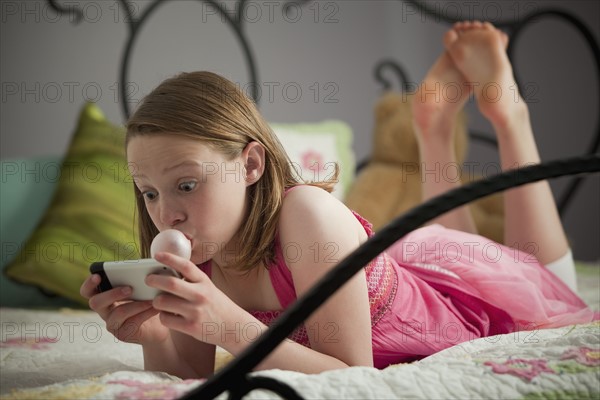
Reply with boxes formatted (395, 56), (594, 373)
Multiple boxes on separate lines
(127, 134), (250, 265)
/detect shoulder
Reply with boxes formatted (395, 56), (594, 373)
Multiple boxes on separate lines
(277, 187), (375, 366)
(279, 185), (354, 233)
(280, 185), (338, 218)
(278, 185), (367, 266)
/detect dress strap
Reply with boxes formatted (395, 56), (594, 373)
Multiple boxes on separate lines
(267, 184), (309, 309)
(268, 237), (298, 309)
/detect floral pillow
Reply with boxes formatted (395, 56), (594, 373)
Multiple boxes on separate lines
(270, 121), (355, 199)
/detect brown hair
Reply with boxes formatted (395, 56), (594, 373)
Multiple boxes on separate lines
(126, 71), (338, 271)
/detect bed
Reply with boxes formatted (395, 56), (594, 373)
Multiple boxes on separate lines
(1, 298), (599, 399)
(1, 1), (599, 399)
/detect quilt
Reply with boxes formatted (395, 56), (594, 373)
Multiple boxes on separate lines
(1, 307), (599, 399)
(1, 262), (599, 399)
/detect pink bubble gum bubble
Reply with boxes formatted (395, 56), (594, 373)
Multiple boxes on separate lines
(150, 229), (192, 260)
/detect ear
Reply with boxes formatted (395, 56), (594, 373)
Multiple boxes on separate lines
(242, 141), (266, 185)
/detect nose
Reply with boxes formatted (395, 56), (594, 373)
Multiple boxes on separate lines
(158, 197), (186, 228)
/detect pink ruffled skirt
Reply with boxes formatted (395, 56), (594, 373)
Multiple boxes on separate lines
(371, 224), (597, 368)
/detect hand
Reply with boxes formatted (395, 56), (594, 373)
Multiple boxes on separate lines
(80, 274), (170, 345)
(146, 252), (244, 348)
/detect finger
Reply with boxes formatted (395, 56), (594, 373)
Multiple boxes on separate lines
(88, 286), (134, 314)
(105, 300), (154, 332)
(145, 274), (191, 301)
(154, 252), (207, 283)
(158, 310), (190, 336)
(146, 272), (210, 305)
(80, 274), (101, 299)
(151, 292), (194, 315)
(114, 306), (159, 342)
(130, 305), (161, 326)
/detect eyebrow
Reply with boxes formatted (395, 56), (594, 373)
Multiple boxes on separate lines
(129, 160), (203, 180)
(162, 160), (204, 174)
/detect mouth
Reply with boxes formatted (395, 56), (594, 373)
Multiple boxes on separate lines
(167, 228), (193, 247)
(183, 233), (194, 247)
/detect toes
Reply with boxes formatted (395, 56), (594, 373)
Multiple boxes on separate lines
(451, 21), (472, 37)
(482, 21), (495, 31)
(455, 20), (498, 32)
(443, 29), (459, 48)
(453, 21), (468, 31)
(461, 20), (482, 30)
(471, 20), (484, 29)
(499, 31), (509, 49)
(448, 21), (508, 50)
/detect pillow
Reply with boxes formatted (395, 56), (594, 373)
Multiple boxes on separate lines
(0, 156), (81, 308)
(270, 121), (355, 199)
(4, 103), (140, 305)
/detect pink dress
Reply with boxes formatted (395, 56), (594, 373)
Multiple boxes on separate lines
(200, 212), (597, 369)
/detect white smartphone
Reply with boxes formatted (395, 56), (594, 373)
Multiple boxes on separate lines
(90, 259), (182, 301)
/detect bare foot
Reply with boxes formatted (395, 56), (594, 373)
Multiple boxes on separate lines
(444, 21), (525, 129)
(411, 40), (478, 235)
(412, 49), (471, 142)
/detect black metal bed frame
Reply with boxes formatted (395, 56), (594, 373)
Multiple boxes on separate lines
(46, 1), (599, 399)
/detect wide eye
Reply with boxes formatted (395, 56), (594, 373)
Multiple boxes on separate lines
(142, 191), (158, 201)
(179, 181), (197, 193)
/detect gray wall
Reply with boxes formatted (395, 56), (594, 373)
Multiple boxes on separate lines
(1, 0), (598, 261)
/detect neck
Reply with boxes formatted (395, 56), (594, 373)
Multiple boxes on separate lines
(212, 258), (262, 283)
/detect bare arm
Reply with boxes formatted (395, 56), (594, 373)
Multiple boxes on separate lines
(143, 331), (215, 379)
(81, 274), (216, 379)
(201, 187), (373, 373)
(221, 313), (357, 373)
(263, 185), (374, 370)
(146, 187), (373, 373)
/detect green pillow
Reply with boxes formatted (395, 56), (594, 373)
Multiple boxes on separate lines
(4, 103), (140, 305)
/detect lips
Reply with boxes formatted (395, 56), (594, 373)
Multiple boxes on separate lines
(169, 229), (194, 248)
(182, 233), (194, 247)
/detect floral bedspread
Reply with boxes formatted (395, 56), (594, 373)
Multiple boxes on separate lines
(0, 307), (598, 399)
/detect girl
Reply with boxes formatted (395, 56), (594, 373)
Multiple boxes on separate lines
(80, 22), (596, 377)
